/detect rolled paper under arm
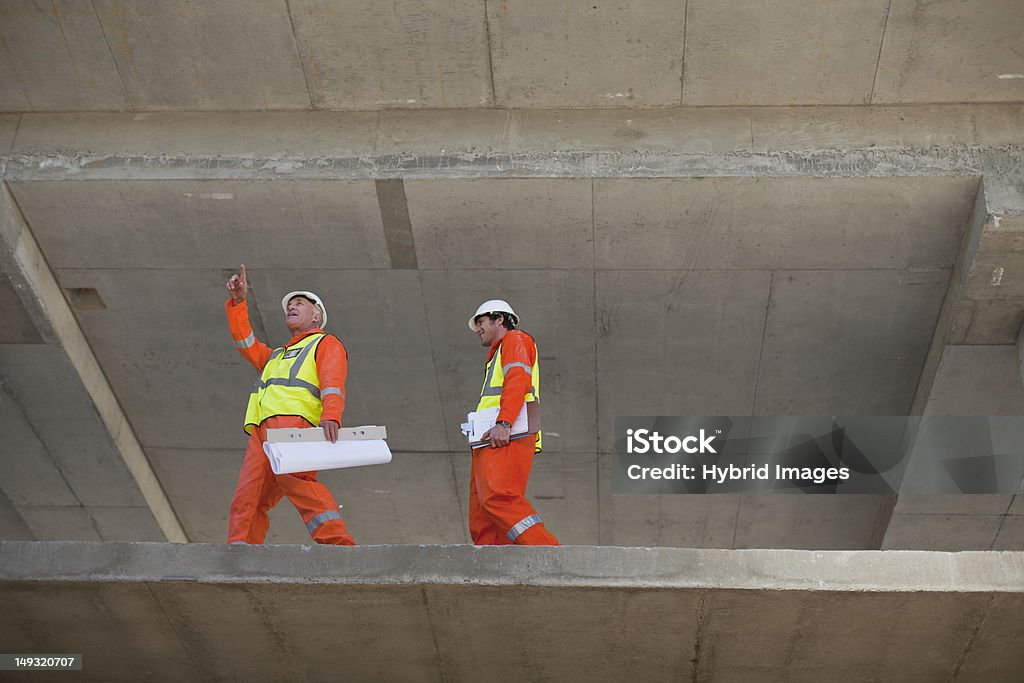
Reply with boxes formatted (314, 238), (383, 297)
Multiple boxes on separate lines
(262, 427), (391, 474)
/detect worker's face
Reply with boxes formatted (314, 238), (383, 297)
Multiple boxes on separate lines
(285, 297), (321, 334)
(473, 314), (505, 347)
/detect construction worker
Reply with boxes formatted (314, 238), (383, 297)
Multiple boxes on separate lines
(468, 300), (559, 545)
(223, 264), (355, 545)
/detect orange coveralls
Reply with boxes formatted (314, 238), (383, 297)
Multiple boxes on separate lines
(225, 299), (355, 545)
(470, 330), (559, 545)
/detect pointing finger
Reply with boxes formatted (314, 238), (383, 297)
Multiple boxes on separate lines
(239, 264), (247, 283)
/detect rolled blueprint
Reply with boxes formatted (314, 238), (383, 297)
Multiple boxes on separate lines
(263, 437), (392, 474)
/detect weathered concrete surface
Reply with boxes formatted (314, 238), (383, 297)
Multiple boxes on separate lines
(926, 346), (1024, 417)
(683, 0), (890, 106)
(874, 0), (1024, 104)
(2, 1), (1022, 112)
(0, 1), (129, 112)
(0, 488), (32, 540)
(489, 1), (687, 108)
(6, 107), (1024, 182)
(883, 346), (1024, 551)
(965, 216), (1024, 302)
(90, 0), (309, 111)
(291, 0), (492, 109)
(756, 269), (948, 415)
(9, 106), (1020, 168)
(883, 167), (1024, 551)
(1, 542), (1023, 682)
(593, 176), (976, 270)
(0, 271), (41, 343)
(0, 115), (18, 154)
(8, 180), (391, 271)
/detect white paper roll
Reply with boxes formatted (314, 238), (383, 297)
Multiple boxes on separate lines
(262, 439), (392, 475)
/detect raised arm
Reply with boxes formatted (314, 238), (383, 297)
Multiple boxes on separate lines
(224, 264), (273, 370)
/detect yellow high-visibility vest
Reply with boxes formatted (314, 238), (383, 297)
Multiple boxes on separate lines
(476, 335), (542, 452)
(244, 333), (328, 434)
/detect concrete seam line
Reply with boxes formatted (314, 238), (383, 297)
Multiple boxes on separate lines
(0, 186), (187, 543)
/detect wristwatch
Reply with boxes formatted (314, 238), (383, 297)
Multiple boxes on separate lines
(496, 420), (512, 428)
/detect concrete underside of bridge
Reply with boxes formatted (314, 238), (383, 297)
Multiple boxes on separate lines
(2, 542), (1023, 682)
(1, 1), (1023, 680)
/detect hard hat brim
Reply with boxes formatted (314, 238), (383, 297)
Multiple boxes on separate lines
(468, 299), (519, 330)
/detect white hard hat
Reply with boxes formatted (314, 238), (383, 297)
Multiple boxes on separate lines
(281, 290), (328, 328)
(468, 299), (518, 331)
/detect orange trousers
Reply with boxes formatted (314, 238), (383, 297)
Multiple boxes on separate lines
(227, 415), (355, 545)
(469, 436), (559, 545)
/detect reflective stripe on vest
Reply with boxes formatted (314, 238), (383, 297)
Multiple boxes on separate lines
(476, 334), (542, 452)
(243, 333), (326, 434)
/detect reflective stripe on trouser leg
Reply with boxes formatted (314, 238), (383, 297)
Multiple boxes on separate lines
(306, 509), (343, 535)
(507, 514), (543, 542)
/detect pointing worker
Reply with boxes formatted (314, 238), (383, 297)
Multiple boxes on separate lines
(467, 299), (559, 545)
(224, 264), (355, 545)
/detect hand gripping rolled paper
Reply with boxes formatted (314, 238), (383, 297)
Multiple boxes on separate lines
(262, 426), (391, 475)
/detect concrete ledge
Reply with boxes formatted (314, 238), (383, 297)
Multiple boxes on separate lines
(2, 541), (1023, 592)
(3, 542), (1022, 681)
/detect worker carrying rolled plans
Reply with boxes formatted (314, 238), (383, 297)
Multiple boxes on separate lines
(223, 264), (355, 545)
(466, 299), (559, 545)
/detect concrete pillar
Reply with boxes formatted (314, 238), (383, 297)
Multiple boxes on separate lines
(0, 184), (186, 542)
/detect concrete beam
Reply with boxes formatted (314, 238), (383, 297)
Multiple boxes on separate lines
(883, 169), (1024, 551)
(909, 183), (990, 415)
(3, 106), (1022, 181)
(1, 542), (1023, 681)
(911, 172), (1024, 415)
(0, 184), (186, 542)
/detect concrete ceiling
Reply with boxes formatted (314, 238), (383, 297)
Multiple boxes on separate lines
(0, 1), (1022, 554)
(0, 0), (1022, 112)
